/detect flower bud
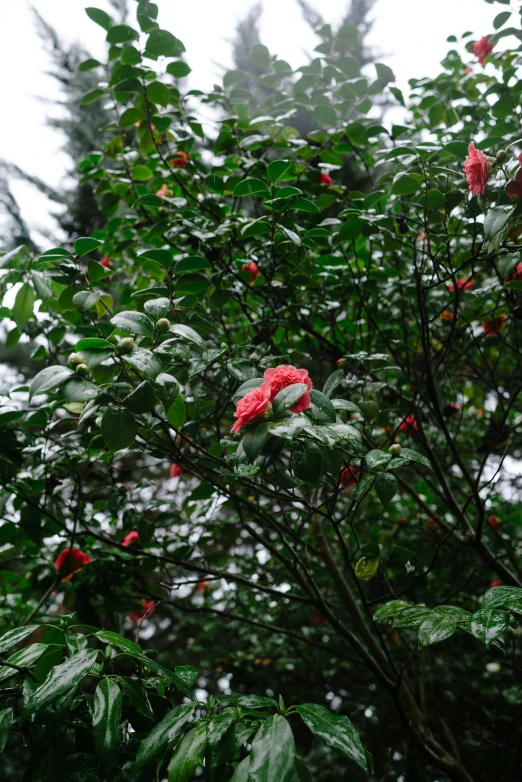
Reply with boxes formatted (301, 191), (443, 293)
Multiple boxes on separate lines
(95, 417), (103, 428)
(118, 337), (135, 354)
(496, 149), (507, 163)
(359, 400), (379, 423)
(75, 363), (89, 376)
(156, 318), (170, 333)
(388, 443), (401, 456)
(249, 352), (260, 363)
(68, 352), (84, 368)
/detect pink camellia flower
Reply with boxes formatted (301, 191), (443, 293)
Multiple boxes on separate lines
(336, 357), (346, 367)
(482, 314), (507, 337)
(316, 173), (332, 188)
(100, 255), (112, 268)
(443, 402), (460, 417)
(231, 383), (272, 433)
(241, 261), (260, 285)
(263, 365), (313, 414)
(472, 36), (493, 65)
(197, 580), (211, 594)
(54, 547), (91, 582)
(399, 415), (418, 434)
(447, 277), (474, 293)
(464, 142), (490, 196)
(128, 599), (155, 622)
(464, 67), (473, 75)
(156, 183), (173, 198)
(339, 466), (358, 489)
(488, 515), (500, 529)
(490, 580), (502, 588)
(170, 463), (183, 479)
(122, 530), (140, 547)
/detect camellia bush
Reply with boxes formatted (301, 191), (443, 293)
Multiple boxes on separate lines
(1, 0), (522, 779)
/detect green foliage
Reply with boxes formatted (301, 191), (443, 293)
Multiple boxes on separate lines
(2, 1), (522, 781)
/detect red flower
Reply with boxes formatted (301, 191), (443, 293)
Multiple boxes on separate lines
(100, 255), (112, 268)
(488, 515), (500, 530)
(128, 599), (155, 622)
(197, 580), (211, 594)
(447, 278), (473, 293)
(122, 530), (140, 547)
(336, 358), (345, 367)
(399, 415), (418, 434)
(477, 408), (484, 417)
(472, 36), (493, 65)
(440, 310), (455, 321)
(241, 261), (260, 285)
(490, 580), (502, 588)
(316, 173), (332, 188)
(263, 365), (313, 414)
(311, 612), (329, 626)
(340, 466), (358, 489)
(54, 547), (91, 581)
(171, 151), (190, 167)
(464, 142), (490, 196)
(170, 463), (183, 479)
(231, 383), (272, 433)
(156, 183), (173, 198)
(424, 519), (439, 542)
(482, 315), (507, 337)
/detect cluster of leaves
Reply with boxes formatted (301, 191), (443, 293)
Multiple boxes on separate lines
(1, 0), (522, 780)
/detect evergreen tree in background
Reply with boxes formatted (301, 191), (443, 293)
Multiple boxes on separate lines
(0, 0), (128, 252)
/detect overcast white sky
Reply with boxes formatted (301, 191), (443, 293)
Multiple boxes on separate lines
(0, 0), (500, 242)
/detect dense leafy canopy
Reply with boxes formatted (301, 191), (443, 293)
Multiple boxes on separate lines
(1, 0), (522, 780)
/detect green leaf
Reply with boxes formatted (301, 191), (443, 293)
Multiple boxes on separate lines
(393, 607), (432, 628)
(85, 7), (112, 30)
(375, 62), (394, 83)
(292, 443), (323, 485)
(138, 249), (173, 268)
(29, 366), (73, 399)
(119, 107), (145, 128)
(101, 407), (137, 451)
(399, 448), (431, 469)
(242, 421), (270, 462)
(296, 704), (370, 774)
(223, 69), (247, 88)
(418, 614), (457, 649)
(135, 704), (194, 770)
(94, 631), (142, 656)
(23, 649), (97, 719)
(0, 626), (39, 655)
(120, 677), (154, 720)
(248, 715), (296, 782)
(12, 283), (36, 331)
(391, 174), (422, 196)
(145, 29), (185, 59)
(306, 390), (337, 424)
(74, 237), (103, 256)
(374, 600), (410, 621)
(272, 383), (309, 418)
(155, 373), (181, 408)
(0, 643), (48, 682)
(110, 311), (154, 337)
(249, 43), (270, 68)
(365, 449), (392, 472)
(167, 61), (192, 78)
(374, 473), (397, 506)
(92, 678), (122, 771)
(132, 164), (154, 181)
(234, 179), (271, 198)
(166, 395), (186, 429)
(267, 160), (292, 183)
(494, 11), (511, 29)
(144, 297), (170, 320)
(338, 218), (367, 241)
(168, 722), (208, 782)
(168, 324), (205, 348)
(76, 338), (113, 352)
(73, 290), (101, 312)
(426, 189), (445, 209)
(351, 475), (374, 502)
(106, 24), (138, 43)
(176, 256), (211, 274)
(0, 708), (13, 754)
(79, 58), (101, 72)
(355, 556), (379, 581)
(0, 244), (28, 269)
(124, 381), (156, 414)
(176, 274), (211, 295)
(470, 609), (509, 648)
(444, 141), (468, 157)
(80, 88), (105, 105)
(484, 206), (513, 247)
